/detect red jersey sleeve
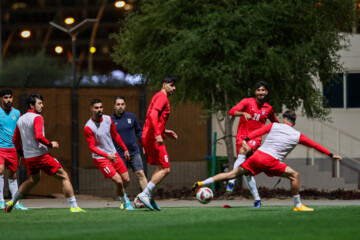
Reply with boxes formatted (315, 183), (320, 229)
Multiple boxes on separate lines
(110, 119), (128, 151)
(84, 126), (108, 158)
(268, 107), (279, 123)
(13, 126), (22, 150)
(34, 116), (52, 148)
(229, 99), (248, 116)
(299, 134), (331, 156)
(247, 123), (273, 140)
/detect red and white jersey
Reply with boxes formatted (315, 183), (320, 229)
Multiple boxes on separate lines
(142, 91), (170, 140)
(247, 122), (331, 161)
(13, 110), (51, 159)
(229, 98), (278, 141)
(84, 115), (128, 159)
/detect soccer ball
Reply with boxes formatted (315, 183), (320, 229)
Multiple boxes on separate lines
(196, 187), (213, 204)
(133, 197), (145, 208)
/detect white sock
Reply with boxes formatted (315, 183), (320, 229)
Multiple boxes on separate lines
(228, 154), (246, 185)
(201, 177), (214, 186)
(12, 191), (24, 204)
(293, 194), (302, 208)
(244, 175), (260, 201)
(143, 181), (156, 198)
(0, 175), (4, 201)
(119, 195), (129, 204)
(67, 196), (78, 208)
(8, 179), (19, 205)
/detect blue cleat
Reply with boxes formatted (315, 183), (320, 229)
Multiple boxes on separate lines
(0, 200), (5, 210)
(253, 200), (262, 208)
(137, 193), (154, 211)
(226, 182), (234, 192)
(124, 202), (134, 210)
(14, 203), (28, 210)
(150, 199), (161, 211)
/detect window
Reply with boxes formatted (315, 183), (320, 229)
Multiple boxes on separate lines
(347, 73), (360, 108)
(323, 74), (344, 108)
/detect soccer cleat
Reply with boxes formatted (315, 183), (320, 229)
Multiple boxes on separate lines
(0, 200), (5, 210)
(124, 202), (134, 211)
(119, 203), (124, 210)
(150, 199), (161, 211)
(253, 200), (262, 208)
(192, 181), (203, 195)
(137, 193), (154, 211)
(14, 203), (28, 210)
(226, 182), (234, 192)
(293, 204), (314, 212)
(4, 200), (14, 213)
(70, 207), (86, 213)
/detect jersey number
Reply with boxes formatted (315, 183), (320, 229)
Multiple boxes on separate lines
(252, 113), (260, 121)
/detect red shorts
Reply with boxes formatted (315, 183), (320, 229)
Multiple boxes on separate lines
(25, 154), (62, 176)
(0, 148), (18, 172)
(236, 137), (261, 155)
(240, 150), (287, 177)
(93, 153), (128, 179)
(142, 138), (170, 168)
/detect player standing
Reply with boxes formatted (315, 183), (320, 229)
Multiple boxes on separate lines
(193, 110), (342, 211)
(6, 93), (84, 213)
(136, 75), (178, 211)
(226, 81), (278, 208)
(0, 88), (27, 210)
(84, 99), (134, 210)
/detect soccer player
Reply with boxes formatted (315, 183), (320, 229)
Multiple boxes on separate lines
(136, 75), (178, 211)
(111, 97), (147, 189)
(193, 110), (342, 211)
(84, 99), (134, 210)
(6, 93), (85, 213)
(226, 81), (279, 208)
(0, 88), (27, 210)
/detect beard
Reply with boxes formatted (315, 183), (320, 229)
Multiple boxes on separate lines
(95, 112), (103, 118)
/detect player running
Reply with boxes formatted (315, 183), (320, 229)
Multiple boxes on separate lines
(84, 99), (134, 210)
(0, 88), (27, 210)
(226, 81), (278, 208)
(6, 93), (84, 213)
(136, 75), (178, 211)
(193, 110), (342, 211)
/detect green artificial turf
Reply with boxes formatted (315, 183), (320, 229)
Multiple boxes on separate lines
(0, 205), (359, 240)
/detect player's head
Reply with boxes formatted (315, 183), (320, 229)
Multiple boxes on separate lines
(113, 96), (126, 116)
(27, 93), (44, 114)
(0, 88), (14, 110)
(162, 74), (176, 96)
(282, 110), (296, 126)
(90, 99), (103, 119)
(254, 81), (268, 103)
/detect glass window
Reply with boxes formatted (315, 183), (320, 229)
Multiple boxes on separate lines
(323, 74), (344, 108)
(347, 73), (360, 108)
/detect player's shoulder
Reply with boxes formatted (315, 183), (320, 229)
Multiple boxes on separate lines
(154, 91), (168, 101)
(125, 111), (137, 119)
(11, 107), (20, 115)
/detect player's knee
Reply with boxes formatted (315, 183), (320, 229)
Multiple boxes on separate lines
(292, 171), (299, 180)
(0, 169), (4, 175)
(122, 176), (130, 185)
(163, 168), (170, 175)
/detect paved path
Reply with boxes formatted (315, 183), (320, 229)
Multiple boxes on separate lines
(15, 197), (360, 209)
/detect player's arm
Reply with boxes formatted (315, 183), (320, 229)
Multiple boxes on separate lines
(268, 107), (279, 123)
(165, 129), (178, 139)
(229, 99), (251, 120)
(84, 126), (109, 158)
(34, 116), (58, 148)
(244, 123), (273, 141)
(12, 126), (23, 157)
(110, 119), (130, 161)
(133, 116), (143, 141)
(299, 134), (342, 160)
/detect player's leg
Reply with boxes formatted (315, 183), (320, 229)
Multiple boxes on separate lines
(192, 167), (250, 194)
(0, 163), (5, 209)
(131, 153), (148, 190)
(114, 154), (133, 210)
(135, 170), (148, 190)
(280, 166), (313, 211)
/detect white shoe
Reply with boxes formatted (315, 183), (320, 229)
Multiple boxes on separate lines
(137, 193), (154, 211)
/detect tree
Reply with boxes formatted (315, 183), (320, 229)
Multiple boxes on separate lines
(111, 0), (357, 165)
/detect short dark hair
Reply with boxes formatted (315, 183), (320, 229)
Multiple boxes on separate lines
(90, 99), (102, 106)
(254, 81), (268, 91)
(27, 93), (43, 109)
(282, 110), (297, 124)
(162, 75), (177, 84)
(113, 96), (125, 104)
(0, 88), (13, 97)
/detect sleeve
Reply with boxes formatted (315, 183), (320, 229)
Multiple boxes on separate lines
(150, 96), (166, 136)
(229, 99), (248, 116)
(84, 126), (108, 158)
(299, 134), (332, 156)
(133, 115), (143, 141)
(110, 119), (128, 151)
(268, 107), (279, 123)
(12, 126), (23, 156)
(34, 116), (52, 148)
(245, 123), (273, 141)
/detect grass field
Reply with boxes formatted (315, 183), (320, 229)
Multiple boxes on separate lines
(1, 205), (359, 240)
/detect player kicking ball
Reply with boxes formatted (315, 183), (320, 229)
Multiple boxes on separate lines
(193, 110), (342, 211)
